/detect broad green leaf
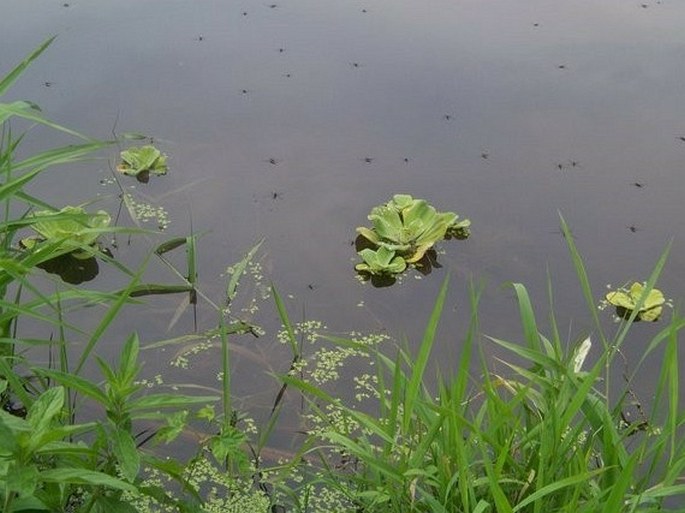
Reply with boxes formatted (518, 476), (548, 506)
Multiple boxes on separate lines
(112, 429), (140, 482)
(34, 369), (109, 406)
(26, 386), (64, 435)
(39, 468), (137, 491)
(5, 462), (39, 496)
(0, 415), (20, 453)
(153, 410), (189, 445)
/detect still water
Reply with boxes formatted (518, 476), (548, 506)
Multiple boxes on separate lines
(3, 0), (685, 435)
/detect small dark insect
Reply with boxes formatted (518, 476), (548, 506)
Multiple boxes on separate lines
(44, 81), (53, 87)
(269, 3), (277, 8)
(570, 160), (579, 167)
(272, 191), (282, 199)
(444, 114), (452, 121)
(278, 48), (285, 53)
(307, 283), (316, 290)
(196, 35), (204, 41)
(481, 151), (489, 160)
(63, 2), (69, 6)
(678, 136), (685, 142)
(284, 73), (292, 78)
(533, 22), (539, 27)
(242, 11), (248, 15)
(362, 9), (367, 13)
(640, 3), (648, 8)
(558, 64), (566, 69)
(556, 163), (564, 171)
(351, 62), (362, 68)
(267, 158), (281, 165)
(241, 89), (249, 94)
(628, 225), (640, 233)
(363, 157), (374, 164)
(403, 157), (410, 163)
(632, 182), (645, 188)
(551, 228), (574, 239)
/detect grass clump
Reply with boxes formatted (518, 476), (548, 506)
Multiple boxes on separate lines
(280, 223), (685, 512)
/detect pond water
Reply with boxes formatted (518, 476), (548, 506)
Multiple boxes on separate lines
(3, 0), (685, 447)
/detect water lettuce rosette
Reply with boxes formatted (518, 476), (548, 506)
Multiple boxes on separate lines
(355, 194), (470, 278)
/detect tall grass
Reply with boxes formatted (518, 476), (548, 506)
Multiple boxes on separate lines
(281, 220), (685, 512)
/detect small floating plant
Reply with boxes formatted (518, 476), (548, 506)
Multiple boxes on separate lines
(117, 144), (168, 182)
(603, 282), (668, 322)
(20, 206), (112, 283)
(20, 205), (111, 259)
(355, 194), (470, 284)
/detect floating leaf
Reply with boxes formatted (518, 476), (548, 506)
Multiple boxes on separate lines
(117, 145), (168, 180)
(355, 194), (470, 278)
(21, 205), (110, 258)
(606, 282), (665, 322)
(355, 247), (407, 276)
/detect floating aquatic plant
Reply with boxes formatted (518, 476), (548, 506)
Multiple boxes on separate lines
(355, 194), (470, 280)
(21, 205), (111, 259)
(354, 246), (407, 276)
(117, 144), (168, 181)
(604, 282), (666, 322)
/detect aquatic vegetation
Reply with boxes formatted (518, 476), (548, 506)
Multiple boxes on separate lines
(283, 222), (685, 512)
(20, 205), (111, 259)
(355, 194), (470, 279)
(117, 144), (168, 181)
(604, 281), (666, 322)
(354, 246), (407, 276)
(3, 40), (685, 513)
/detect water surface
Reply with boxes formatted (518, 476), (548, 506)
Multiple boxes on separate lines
(3, 0), (685, 428)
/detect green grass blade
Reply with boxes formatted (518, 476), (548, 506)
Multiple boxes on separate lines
(510, 282), (541, 351)
(227, 239), (263, 304)
(0, 101), (93, 140)
(404, 275), (449, 431)
(512, 469), (605, 512)
(0, 37), (56, 96)
(272, 284), (299, 357)
(559, 212), (608, 349)
(600, 454), (638, 513)
(73, 252), (151, 375)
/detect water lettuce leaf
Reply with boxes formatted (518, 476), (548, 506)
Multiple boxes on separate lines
(21, 206), (111, 258)
(117, 145), (168, 177)
(355, 247), (407, 276)
(606, 282), (665, 322)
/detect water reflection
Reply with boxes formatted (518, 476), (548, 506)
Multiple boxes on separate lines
(37, 253), (100, 285)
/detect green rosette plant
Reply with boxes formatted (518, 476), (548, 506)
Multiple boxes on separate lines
(355, 194), (470, 278)
(117, 145), (168, 178)
(605, 282), (666, 322)
(355, 247), (407, 276)
(20, 205), (111, 259)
